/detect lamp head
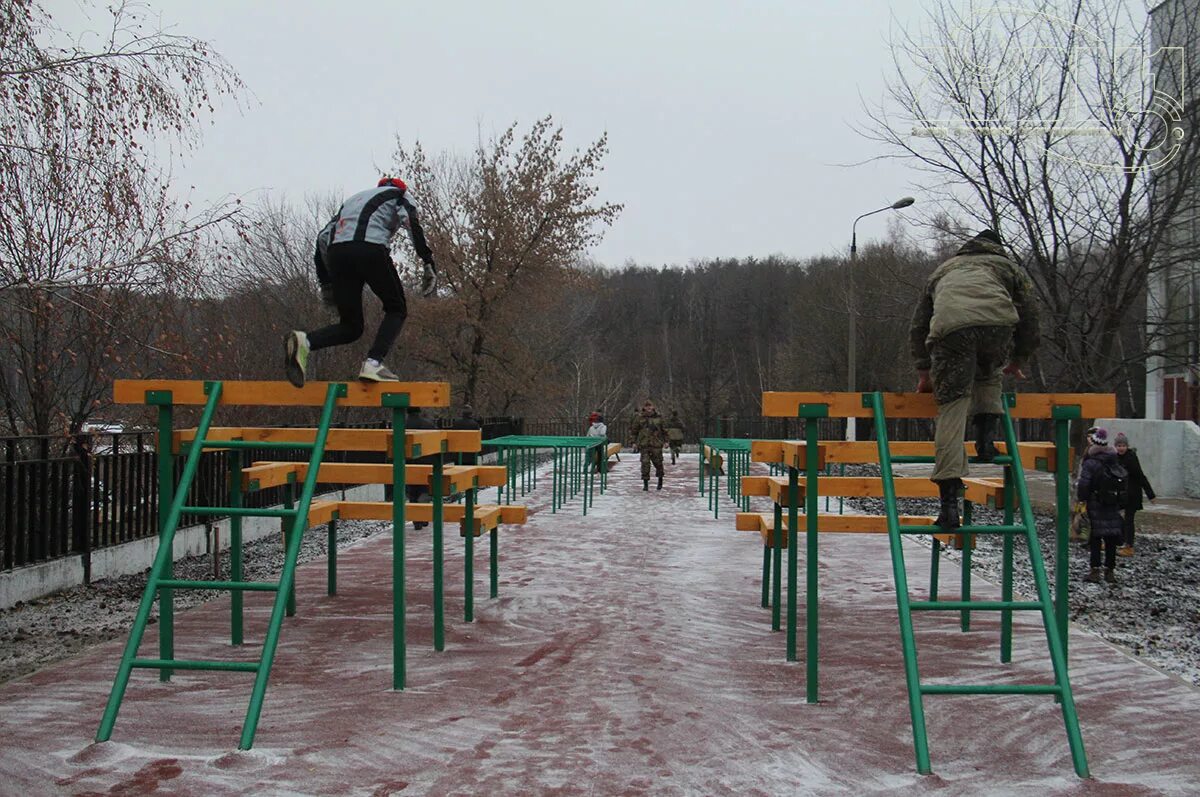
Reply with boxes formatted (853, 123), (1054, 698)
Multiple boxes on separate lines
(891, 196), (915, 209)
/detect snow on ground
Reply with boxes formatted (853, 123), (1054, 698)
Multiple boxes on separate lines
(0, 455), (1197, 795)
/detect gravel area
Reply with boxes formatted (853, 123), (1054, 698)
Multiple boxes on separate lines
(0, 519), (389, 684)
(841, 463), (1200, 686)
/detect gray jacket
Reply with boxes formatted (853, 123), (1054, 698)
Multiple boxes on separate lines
(330, 186), (434, 264)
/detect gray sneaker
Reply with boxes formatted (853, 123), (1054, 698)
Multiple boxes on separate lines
(358, 359), (400, 382)
(284, 331), (309, 388)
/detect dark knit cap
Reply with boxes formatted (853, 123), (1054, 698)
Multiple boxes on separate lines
(975, 229), (1003, 245)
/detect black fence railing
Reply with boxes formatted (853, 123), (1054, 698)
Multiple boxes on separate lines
(0, 412), (1056, 577)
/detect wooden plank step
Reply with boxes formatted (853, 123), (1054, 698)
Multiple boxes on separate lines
(115, 379), (450, 408)
(740, 475), (1005, 507)
(750, 440), (1066, 472)
(761, 391), (1115, 420)
(174, 427), (482, 458)
(243, 463), (507, 492)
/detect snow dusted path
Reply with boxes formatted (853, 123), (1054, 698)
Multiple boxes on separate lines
(0, 454), (1198, 795)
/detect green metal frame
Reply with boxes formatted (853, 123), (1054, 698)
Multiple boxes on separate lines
(483, 435), (605, 513)
(867, 391), (1088, 777)
(96, 381), (346, 749)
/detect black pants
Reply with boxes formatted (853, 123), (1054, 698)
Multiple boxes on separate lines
(307, 241), (407, 362)
(1089, 535), (1118, 569)
(1122, 508), (1137, 547)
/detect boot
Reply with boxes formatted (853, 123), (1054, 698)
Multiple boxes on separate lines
(643, 479), (649, 491)
(973, 413), (1001, 463)
(1117, 544), (1134, 557)
(1083, 567), (1101, 583)
(934, 479), (961, 532)
(656, 475), (663, 491)
(1104, 567), (1117, 584)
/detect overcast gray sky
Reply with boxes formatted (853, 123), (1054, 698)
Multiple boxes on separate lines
(64, 0), (939, 265)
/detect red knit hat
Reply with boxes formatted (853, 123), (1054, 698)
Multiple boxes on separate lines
(378, 177), (407, 191)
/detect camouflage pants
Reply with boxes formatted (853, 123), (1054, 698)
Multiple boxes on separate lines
(640, 447), (664, 479)
(930, 325), (1012, 482)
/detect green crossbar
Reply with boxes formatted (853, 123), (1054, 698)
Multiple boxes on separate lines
(896, 524), (1027, 535)
(132, 658), (260, 672)
(182, 506), (297, 518)
(156, 579), (279, 592)
(96, 380), (346, 750)
(867, 391), (1089, 778)
(193, 439), (317, 451)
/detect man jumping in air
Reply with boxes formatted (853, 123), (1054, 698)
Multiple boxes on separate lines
(285, 177), (437, 386)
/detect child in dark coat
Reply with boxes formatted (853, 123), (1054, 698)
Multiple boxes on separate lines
(1077, 427), (1124, 584)
(1114, 432), (1155, 556)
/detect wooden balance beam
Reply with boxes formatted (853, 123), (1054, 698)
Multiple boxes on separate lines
(114, 379), (450, 408)
(741, 475), (1006, 508)
(750, 440), (1067, 472)
(606, 443), (622, 460)
(735, 511), (961, 543)
(242, 462), (508, 494)
(761, 391), (1116, 419)
(173, 427), (482, 459)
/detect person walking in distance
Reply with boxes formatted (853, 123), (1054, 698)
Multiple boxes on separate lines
(630, 400), (668, 491)
(586, 411), (608, 473)
(665, 409), (684, 464)
(285, 177), (438, 387)
(1114, 432), (1155, 557)
(909, 228), (1041, 532)
(1077, 427), (1125, 584)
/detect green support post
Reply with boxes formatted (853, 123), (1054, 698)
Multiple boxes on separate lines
(786, 465), (799, 662)
(1052, 405), (1081, 661)
(800, 404), (827, 703)
(929, 538), (940, 601)
(327, 515), (338, 596)
(867, 391), (932, 774)
(490, 528), (499, 599)
(283, 473), (296, 617)
(1001, 465), (1015, 662)
(240, 382), (344, 749)
(383, 392), (410, 691)
(464, 488), (475, 622)
(1000, 396), (1089, 777)
(154, 395), (176, 680)
(229, 449), (244, 645)
(961, 500), (973, 632)
(761, 544), (771, 609)
(432, 456), (445, 652)
(97, 383), (222, 741)
(772, 501), (783, 631)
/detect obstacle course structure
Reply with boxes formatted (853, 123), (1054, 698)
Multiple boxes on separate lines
(95, 380), (526, 749)
(733, 390), (1116, 778)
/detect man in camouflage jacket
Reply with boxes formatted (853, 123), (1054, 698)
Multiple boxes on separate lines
(630, 399), (669, 491)
(909, 229), (1040, 531)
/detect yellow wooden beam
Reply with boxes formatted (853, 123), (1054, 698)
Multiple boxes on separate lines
(748, 439), (1065, 472)
(173, 427), (483, 458)
(115, 379), (450, 408)
(761, 391), (1115, 419)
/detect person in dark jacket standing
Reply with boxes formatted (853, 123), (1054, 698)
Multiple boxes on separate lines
(909, 229), (1041, 532)
(452, 405), (481, 466)
(1077, 427), (1123, 583)
(1114, 432), (1155, 557)
(285, 177), (438, 387)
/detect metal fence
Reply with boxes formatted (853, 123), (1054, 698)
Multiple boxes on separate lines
(0, 412), (1055, 576)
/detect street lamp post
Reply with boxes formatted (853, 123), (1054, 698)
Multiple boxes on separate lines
(847, 196), (915, 441)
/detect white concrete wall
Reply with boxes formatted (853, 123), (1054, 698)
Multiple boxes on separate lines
(1098, 418), (1200, 499)
(0, 484), (383, 610)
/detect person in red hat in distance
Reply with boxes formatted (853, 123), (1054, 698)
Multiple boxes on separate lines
(285, 177), (438, 386)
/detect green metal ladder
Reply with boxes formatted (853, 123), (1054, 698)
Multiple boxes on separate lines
(867, 391), (1088, 777)
(95, 380), (345, 749)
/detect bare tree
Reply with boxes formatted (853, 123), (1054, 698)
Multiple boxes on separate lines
(861, 0), (1200, 407)
(391, 116), (622, 409)
(0, 0), (243, 434)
